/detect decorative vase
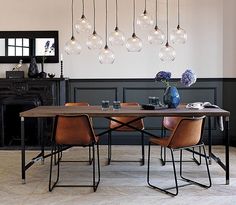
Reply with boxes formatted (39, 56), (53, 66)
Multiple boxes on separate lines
(163, 86), (180, 108)
(38, 62), (47, 78)
(28, 57), (39, 78)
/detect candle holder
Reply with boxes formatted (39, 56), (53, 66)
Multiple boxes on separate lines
(60, 60), (64, 78)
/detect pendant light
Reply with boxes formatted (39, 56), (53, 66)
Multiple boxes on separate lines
(170, 0), (187, 44)
(75, 0), (92, 33)
(65, 0), (81, 55)
(86, 0), (103, 50)
(126, 0), (142, 52)
(98, 0), (115, 64)
(108, 0), (125, 46)
(148, 0), (165, 45)
(137, 0), (154, 30)
(159, 0), (176, 62)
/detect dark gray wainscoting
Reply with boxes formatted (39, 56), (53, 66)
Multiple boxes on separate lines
(68, 78), (232, 145)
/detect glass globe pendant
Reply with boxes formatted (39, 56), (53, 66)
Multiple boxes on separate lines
(65, 0), (81, 55)
(75, 0), (92, 33)
(170, 0), (187, 44)
(99, 0), (115, 64)
(86, 0), (103, 50)
(159, 0), (176, 62)
(159, 42), (176, 62)
(65, 36), (81, 55)
(126, 0), (142, 52)
(148, 0), (165, 45)
(109, 0), (125, 46)
(137, 0), (154, 30)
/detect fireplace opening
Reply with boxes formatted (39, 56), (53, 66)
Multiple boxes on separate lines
(1, 96), (42, 146)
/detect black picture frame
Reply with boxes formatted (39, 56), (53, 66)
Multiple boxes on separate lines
(0, 31), (59, 63)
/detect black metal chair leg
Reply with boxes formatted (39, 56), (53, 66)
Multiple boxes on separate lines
(180, 145), (211, 188)
(88, 145), (92, 165)
(141, 132), (145, 166)
(107, 131), (111, 165)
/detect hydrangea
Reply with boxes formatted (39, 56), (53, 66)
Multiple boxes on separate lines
(155, 69), (197, 87)
(155, 71), (171, 87)
(180, 69), (196, 87)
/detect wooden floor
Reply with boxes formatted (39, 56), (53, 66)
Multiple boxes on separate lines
(0, 145), (235, 205)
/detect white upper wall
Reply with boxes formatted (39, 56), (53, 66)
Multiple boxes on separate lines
(0, 0), (232, 78)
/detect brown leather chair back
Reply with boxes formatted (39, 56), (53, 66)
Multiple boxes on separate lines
(168, 117), (205, 149)
(163, 117), (182, 131)
(109, 102), (144, 131)
(54, 115), (96, 146)
(65, 102), (89, 106)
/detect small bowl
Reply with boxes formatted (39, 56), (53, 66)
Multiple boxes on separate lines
(48, 73), (55, 78)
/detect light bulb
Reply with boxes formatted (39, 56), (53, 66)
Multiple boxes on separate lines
(137, 11), (154, 30)
(109, 27), (125, 46)
(170, 26), (187, 44)
(126, 33), (142, 52)
(98, 45), (115, 64)
(86, 31), (103, 50)
(64, 37), (81, 55)
(148, 26), (165, 45)
(75, 15), (92, 33)
(159, 43), (176, 62)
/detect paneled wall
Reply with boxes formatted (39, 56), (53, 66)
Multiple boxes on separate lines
(67, 78), (231, 145)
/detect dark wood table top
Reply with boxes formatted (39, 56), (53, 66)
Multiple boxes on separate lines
(20, 105), (230, 118)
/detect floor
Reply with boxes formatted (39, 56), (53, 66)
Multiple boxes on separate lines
(0, 145), (235, 205)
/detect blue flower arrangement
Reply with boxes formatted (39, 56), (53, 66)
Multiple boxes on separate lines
(155, 69), (196, 87)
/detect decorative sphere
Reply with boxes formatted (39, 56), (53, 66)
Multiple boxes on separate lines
(159, 43), (176, 62)
(64, 37), (81, 55)
(86, 31), (103, 50)
(148, 26), (165, 45)
(137, 11), (154, 30)
(75, 15), (92, 33)
(126, 34), (142, 52)
(109, 28), (125, 46)
(170, 26), (187, 44)
(98, 46), (115, 64)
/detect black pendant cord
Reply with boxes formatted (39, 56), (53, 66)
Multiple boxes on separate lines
(71, 0), (74, 39)
(115, 0), (118, 29)
(105, 0), (108, 47)
(82, 0), (85, 17)
(166, 0), (169, 46)
(133, 0), (136, 35)
(93, 0), (96, 32)
(155, 0), (157, 28)
(177, 0), (180, 28)
(144, 0), (147, 14)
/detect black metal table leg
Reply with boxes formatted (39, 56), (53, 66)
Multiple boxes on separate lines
(225, 116), (230, 185)
(208, 117), (212, 165)
(21, 116), (25, 184)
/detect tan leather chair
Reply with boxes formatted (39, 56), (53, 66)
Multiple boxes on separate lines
(64, 102), (92, 164)
(147, 116), (211, 196)
(108, 102), (145, 165)
(49, 114), (100, 192)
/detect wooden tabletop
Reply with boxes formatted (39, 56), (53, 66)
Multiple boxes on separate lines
(19, 105), (230, 118)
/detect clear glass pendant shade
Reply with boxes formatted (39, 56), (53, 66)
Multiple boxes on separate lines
(86, 31), (103, 50)
(159, 43), (176, 62)
(137, 11), (154, 30)
(126, 33), (142, 52)
(99, 45), (115, 64)
(64, 37), (81, 55)
(148, 26), (165, 45)
(109, 27), (125, 46)
(75, 15), (92, 33)
(170, 26), (187, 44)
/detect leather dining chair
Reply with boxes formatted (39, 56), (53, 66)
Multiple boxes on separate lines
(108, 102), (145, 165)
(63, 102), (92, 164)
(147, 116), (211, 196)
(49, 114), (100, 192)
(161, 116), (201, 166)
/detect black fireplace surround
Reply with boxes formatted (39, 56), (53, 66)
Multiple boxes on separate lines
(0, 78), (66, 146)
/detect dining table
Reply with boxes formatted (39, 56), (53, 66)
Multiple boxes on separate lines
(19, 105), (230, 185)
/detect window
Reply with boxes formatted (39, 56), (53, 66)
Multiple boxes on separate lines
(7, 38), (30, 57)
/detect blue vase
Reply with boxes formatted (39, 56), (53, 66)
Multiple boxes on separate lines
(163, 86), (180, 108)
